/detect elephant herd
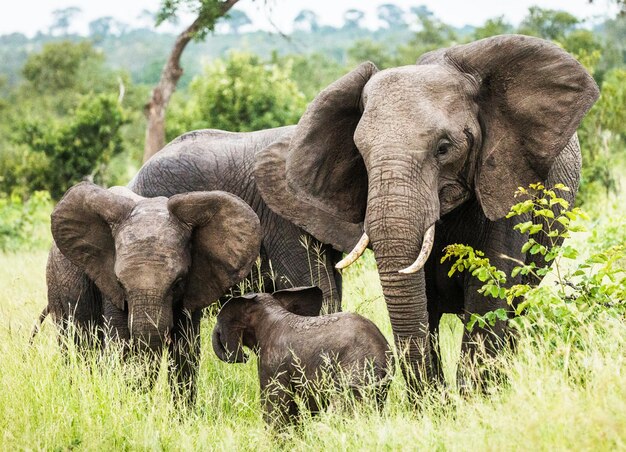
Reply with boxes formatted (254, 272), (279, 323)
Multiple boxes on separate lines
(35, 35), (598, 424)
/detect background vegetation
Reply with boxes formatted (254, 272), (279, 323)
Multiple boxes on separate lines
(0, 2), (624, 449)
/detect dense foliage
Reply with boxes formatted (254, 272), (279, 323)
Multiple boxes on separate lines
(0, 4), (623, 248)
(166, 52), (306, 140)
(0, 6), (623, 203)
(443, 183), (625, 337)
(18, 94), (127, 198)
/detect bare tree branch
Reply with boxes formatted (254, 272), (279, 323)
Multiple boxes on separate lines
(142, 0), (241, 162)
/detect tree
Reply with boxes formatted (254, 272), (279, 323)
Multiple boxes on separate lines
(577, 68), (626, 201)
(293, 9), (319, 32)
(410, 5), (433, 22)
(395, 9), (456, 64)
(343, 9), (365, 29)
(473, 16), (513, 40)
(348, 39), (396, 69)
(166, 52), (306, 140)
(222, 9), (251, 34)
(137, 9), (157, 29)
(18, 94), (128, 199)
(49, 6), (81, 36)
(88, 16), (114, 42)
(284, 53), (344, 100)
(588, 0), (626, 16)
(22, 41), (103, 93)
(377, 4), (406, 29)
(143, 0), (243, 163)
(518, 7), (579, 41)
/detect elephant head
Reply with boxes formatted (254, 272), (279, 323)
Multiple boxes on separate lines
(212, 286), (323, 363)
(254, 35), (599, 386)
(51, 182), (261, 351)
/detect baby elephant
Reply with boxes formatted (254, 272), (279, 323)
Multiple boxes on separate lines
(212, 286), (394, 425)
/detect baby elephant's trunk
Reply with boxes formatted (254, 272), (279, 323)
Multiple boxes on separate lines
(212, 323), (247, 363)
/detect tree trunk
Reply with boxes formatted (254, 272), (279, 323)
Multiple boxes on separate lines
(142, 0), (241, 163)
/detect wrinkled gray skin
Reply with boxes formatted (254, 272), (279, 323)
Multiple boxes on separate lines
(212, 286), (393, 425)
(131, 35), (599, 392)
(45, 182), (261, 397)
(130, 128), (344, 312)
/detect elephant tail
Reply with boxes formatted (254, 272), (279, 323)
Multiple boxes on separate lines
(29, 306), (49, 344)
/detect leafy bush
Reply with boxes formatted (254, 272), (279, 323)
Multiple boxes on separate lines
(166, 52), (307, 140)
(0, 191), (52, 252)
(16, 93), (128, 199)
(442, 183), (626, 342)
(577, 68), (626, 204)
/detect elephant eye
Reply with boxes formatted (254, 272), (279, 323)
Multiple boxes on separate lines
(436, 140), (452, 157)
(172, 276), (185, 292)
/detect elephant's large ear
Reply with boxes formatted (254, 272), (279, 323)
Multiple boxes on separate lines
(272, 286), (323, 317)
(255, 62), (379, 252)
(168, 191), (261, 311)
(419, 35), (599, 220)
(51, 182), (136, 310)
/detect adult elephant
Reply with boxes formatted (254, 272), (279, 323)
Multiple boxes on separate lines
(45, 183), (261, 397)
(131, 35), (598, 390)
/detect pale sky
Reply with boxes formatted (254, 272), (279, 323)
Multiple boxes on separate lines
(0, 0), (618, 37)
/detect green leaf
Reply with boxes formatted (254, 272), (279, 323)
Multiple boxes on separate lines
(521, 240), (535, 253)
(515, 221), (533, 233)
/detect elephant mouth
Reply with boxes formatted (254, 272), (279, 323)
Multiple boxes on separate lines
(439, 184), (471, 216)
(336, 222), (437, 274)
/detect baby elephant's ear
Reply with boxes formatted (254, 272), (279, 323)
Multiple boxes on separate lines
(272, 286), (323, 317)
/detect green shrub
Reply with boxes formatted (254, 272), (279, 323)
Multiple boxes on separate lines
(17, 93), (128, 199)
(442, 183), (626, 343)
(0, 191), (52, 252)
(166, 52), (306, 140)
(577, 68), (626, 204)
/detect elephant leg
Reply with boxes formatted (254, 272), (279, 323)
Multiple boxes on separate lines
(459, 217), (522, 391)
(47, 248), (104, 350)
(428, 308), (444, 387)
(261, 210), (341, 312)
(425, 261), (445, 387)
(170, 308), (202, 402)
(460, 290), (509, 358)
(459, 295), (509, 394)
(261, 377), (298, 427)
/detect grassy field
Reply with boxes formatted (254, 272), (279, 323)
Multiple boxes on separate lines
(1, 202), (625, 450)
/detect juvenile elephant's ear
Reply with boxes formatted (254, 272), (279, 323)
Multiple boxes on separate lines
(168, 191), (261, 311)
(419, 35), (599, 220)
(255, 62), (379, 252)
(51, 182), (136, 310)
(272, 286), (323, 317)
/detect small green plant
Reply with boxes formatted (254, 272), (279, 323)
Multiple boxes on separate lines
(0, 190), (52, 252)
(442, 183), (626, 336)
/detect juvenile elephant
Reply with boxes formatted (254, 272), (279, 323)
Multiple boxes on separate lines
(212, 286), (393, 425)
(45, 182), (261, 396)
(131, 35), (599, 391)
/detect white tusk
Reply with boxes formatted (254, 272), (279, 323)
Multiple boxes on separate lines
(335, 233), (370, 269)
(398, 224), (436, 274)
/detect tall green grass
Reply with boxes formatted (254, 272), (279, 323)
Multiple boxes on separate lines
(1, 204), (625, 450)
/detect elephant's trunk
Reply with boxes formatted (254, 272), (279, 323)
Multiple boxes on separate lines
(127, 292), (173, 352)
(365, 153), (439, 392)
